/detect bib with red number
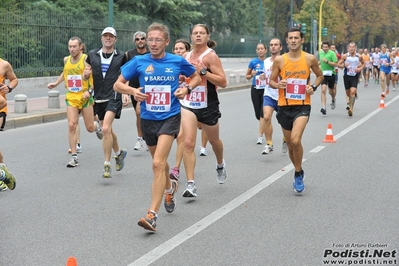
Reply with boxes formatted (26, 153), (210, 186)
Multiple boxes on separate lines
(145, 85), (171, 112)
(285, 78), (307, 101)
(255, 75), (266, 89)
(180, 86), (207, 109)
(67, 75), (83, 92)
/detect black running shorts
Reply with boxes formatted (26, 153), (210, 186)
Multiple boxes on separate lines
(141, 113), (181, 147)
(94, 99), (122, 120)
(181, 104), (221, 126)
(276, 105), (311, 131)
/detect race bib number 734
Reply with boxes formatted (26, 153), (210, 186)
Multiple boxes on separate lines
(144, 85), (171, 112)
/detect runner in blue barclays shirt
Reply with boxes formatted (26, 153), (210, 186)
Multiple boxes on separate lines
(114, 22), (201, 232)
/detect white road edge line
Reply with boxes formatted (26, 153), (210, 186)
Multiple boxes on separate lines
(128, 94), (399, 266)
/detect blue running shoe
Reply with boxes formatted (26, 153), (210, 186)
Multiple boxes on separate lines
(293, 170), (305, 193)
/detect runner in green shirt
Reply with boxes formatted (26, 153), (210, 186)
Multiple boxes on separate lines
(319, 41), (338, 114)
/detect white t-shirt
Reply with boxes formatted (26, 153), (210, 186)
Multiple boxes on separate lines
(262, 57), (278, 100)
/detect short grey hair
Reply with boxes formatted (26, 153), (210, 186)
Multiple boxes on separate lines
(133, 31), (146, 40)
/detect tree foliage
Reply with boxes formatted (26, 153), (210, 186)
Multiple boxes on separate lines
(265, 0), (399, 50)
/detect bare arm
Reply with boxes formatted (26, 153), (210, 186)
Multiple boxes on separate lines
(47, 57), (67, 89)
(0, 60), (18, 94)
(114, 74), (148, 103)
(357, 56), (365, 72)
(175, 72), (202, 99)
(337, 54), (347, 69)
(308, 54), (324, 87)
(201, 52), (227, 88)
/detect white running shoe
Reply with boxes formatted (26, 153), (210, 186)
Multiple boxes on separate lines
(182, 181), (197, 197)
(216, 160), (228, 184)
(262, 144), (273, 155)
(67, 157), (79, 168)
(281, 142), (288, 154)
(95, 121), (103, 140)
(199, 147), (208, 156)
(256, 136), (263, 145)
(76, 143), (82, 153)
(134, 137), (145, 151)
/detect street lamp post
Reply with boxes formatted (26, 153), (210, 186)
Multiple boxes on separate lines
(311, 0), (314, 54)
(108, 0), (114, 27)
(259, 0), (263, 42)
(318, 0), (326, 51)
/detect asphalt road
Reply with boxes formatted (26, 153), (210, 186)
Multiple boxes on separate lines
(1, 77), (399, 266)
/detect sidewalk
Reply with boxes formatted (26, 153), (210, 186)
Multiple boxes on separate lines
(5, 84), (249, 130)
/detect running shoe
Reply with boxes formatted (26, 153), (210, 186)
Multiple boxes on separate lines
(381, 92), (386, 98)
(256, 136), (263, 145)
(134, 137), (145, 151)
(95, 120), (103, 140)
(293, 170), (305, 193)
(76, 143), (82, 153)
(0, 181), (7, 192)
(199, 147), (208, 156)
(348, 109), (353, 117)
(320, 107), (326, 115)
(262, 144), (273, 155)
(66, 157), (79, 168)
(281, 141), (288, 154)
(138, 210), (157, 232)
(182, 181), (197, 197)
(102, 163), (112, 178)
(114, 149), (127, 171)
(0, 164), (16, 190)
(393, 87), (396, 91)
(68, 143), (82, 154)
(386, 87), (390, 95)
(169, 167), (180, 181)
(346, 103), (350, 110)
(216, 160), (228, 184)
(164, 179), (179, 213)
(330, 100), (336, 110)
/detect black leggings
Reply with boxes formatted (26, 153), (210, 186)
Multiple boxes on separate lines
(250, 85), (264, 120)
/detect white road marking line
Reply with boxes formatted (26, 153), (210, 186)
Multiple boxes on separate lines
(128, 94), (399, 266)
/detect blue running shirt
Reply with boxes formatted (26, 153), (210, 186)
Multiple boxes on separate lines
(121, 53), (196, 120)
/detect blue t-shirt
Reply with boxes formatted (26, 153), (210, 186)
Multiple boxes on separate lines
(248, 58), (265, 86)
(379, 52), (391, 74)
(121, 53), (196, 120)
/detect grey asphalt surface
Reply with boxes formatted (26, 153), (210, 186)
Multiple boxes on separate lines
(2, 75), (399, 266)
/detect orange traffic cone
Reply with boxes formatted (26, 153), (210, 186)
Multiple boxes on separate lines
(323, 123), (336, 143)
(379, 97), (386, 108)
(66, 257), (77, 266)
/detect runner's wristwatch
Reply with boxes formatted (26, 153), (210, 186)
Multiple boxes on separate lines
(185, 85), (193, 94)
(311, 84), (318, 92)
(7, 86), (13, 93)
(200, 68), (207, 75)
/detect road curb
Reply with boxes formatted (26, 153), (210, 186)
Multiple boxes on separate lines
(5, 84), (250, 130)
